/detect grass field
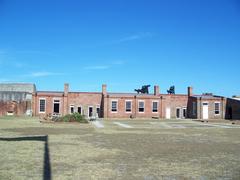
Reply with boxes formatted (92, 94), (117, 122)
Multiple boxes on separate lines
(0, 116), (240, 180)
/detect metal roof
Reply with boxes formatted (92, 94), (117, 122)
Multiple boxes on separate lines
(0, 83), (36, 93)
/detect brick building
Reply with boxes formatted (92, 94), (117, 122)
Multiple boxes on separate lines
(1, 83), (240, 120)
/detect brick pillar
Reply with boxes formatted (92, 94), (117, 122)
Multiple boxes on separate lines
(188, 86), (193, 97)
(63, 83), (69, 116)
(134, 95), (137, 118)
(154, 85), (160, 96)
(199, 97), (202, 119)
(102, 84), (108, 118)
(160, 96), (163, 118)
(102, 84), (107, 96)
(222, 97), (226, 119)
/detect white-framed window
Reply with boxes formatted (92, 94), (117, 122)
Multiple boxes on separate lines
(152, 101), (158, 112)
(214, 102), (220, 115)
(111, 100), (118, 112)
(70, 105), (75, 114)
(125, 100), (132, 113)
(193, 102), (197, 116)
(138, 100), (145, 113)
(39, 98), (46, 113)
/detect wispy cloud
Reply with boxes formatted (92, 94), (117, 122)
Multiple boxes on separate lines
(26, 71), (64, 77)
(15, 50), (56, 56)
(84, 65), (110, 70)
(84, 60), (125, 71)
(115, 32), (153, 44)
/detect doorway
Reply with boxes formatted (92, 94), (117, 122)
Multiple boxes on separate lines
(202, 103), (209, 119)
(166, 108), (171, 119)
(53, 100), (60, 114)
(88, 106), (93, 118)
(228, 107), (232, 119)
(182, 107), (187, 118)
(96, 106), (100, 118)
(176, 108), (180, 119)
(77, 106), (82, 115)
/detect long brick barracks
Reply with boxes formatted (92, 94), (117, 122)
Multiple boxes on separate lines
(0, 83), (240, 120)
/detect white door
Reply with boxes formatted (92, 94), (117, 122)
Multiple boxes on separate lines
(202, 103), (209, 119)
(166, 108), (171, 119)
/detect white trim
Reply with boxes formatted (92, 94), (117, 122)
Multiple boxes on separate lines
(111, 99), (118, 113)
(125, 100), (132, 113)
(214, 102), (221, 116)
(39, 98), (46, 114)
(138, 100), (145, 113)
(152, 100), (159, 113)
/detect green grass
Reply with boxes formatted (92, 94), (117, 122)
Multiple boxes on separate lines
(0, 116), (240, 179)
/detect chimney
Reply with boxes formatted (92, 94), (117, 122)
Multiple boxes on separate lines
(64, 83), (69, 96)
(188, 86), (193, 96)
(102, 84), (107, 96)
(154, 85), (160, 96)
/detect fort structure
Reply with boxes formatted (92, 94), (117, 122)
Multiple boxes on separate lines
(0, 83), (239, 120)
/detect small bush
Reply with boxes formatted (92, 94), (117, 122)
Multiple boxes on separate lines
(60, 113), (88, 123)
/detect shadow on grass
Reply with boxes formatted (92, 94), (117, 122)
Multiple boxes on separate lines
(0, 135), (51, 180)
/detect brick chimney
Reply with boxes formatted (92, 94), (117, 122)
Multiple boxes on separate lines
(64, 83), (69, 96)
(154, 85), (160, 96)
(188, 86), (193, 96)
(102, 84), (107, 96)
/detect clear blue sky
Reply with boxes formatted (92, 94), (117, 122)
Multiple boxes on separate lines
(0, 0), (239, 97)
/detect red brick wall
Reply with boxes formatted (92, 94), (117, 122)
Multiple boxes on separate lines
(104, 94), (189, 119)
(68, 92), (102, 117)
(0, 101), (29, 116)
(33, 92), (64, 117)
(33, 92), (102, 117)
(68, 92), (102, 106)
(161, 94), (189, 119)
(225, 98), (240, 120)
(31, 84), (237, 120)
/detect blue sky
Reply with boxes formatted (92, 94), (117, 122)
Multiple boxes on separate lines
(0, 0), (239, 97)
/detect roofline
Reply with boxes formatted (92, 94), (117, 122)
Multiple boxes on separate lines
(36, 91), (63, 94)
(0, 83), (35, 85)
(69, 92), (102, 94)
